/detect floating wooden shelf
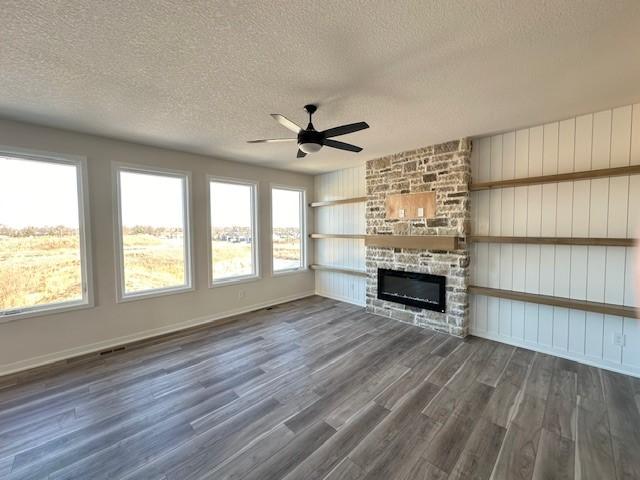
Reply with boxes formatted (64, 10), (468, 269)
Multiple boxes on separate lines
(310, 264), (368, 277)
(469, 236), (635, 247)
(470, 165), (640, 191)
(309, 233), (366, 239)
(309, 196), (367, 207)
(469, 285), (638, 318)
(365, 235), (459, 250)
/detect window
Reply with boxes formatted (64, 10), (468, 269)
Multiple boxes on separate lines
(114, 165), (192, 300)
(209, 178), (258, 285)
(0, 148), (92, 320)
(271, 186), (306, 273)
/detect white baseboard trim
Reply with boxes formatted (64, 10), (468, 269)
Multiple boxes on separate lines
(1, 290), (316, 377)
(471, 328), (640, 379)
(315, 290), (365, 307)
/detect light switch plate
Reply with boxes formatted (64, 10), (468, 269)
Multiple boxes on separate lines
(399, 209), (405, 218)
(417, 207), (424, 217)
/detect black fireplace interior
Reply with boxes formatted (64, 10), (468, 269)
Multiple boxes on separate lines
(377, 268), (446, 312)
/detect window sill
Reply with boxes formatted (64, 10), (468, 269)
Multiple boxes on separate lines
(272, 267), (309, 278)
(210, 275), (261, 288)
(117, 285), (195, 303)
(0, 300), (93, 324)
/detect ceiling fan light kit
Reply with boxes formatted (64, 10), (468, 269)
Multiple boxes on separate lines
(299, 141), (323, 154)
(248, 104), (369, 158)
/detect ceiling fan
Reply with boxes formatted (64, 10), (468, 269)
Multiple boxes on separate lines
(248, 104), (369, 158)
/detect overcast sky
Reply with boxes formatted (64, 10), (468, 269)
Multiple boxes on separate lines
(1, 156), (302, 230)
(120, 170), (184, 228)
(272, 188), (301, 229)
(0, 156), (80, 228)
(210, 181), (251, 228)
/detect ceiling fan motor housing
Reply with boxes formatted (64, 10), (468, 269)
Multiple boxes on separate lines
(298, 128), (324, 153)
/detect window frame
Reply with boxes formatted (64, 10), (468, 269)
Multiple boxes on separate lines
(207, 175), (260, 288)
(112, 162), (194, 303)
(270, 184), (307, 276)
(0, 145), (94, 323)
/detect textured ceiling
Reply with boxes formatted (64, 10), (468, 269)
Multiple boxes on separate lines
(1, 1), (640, 173)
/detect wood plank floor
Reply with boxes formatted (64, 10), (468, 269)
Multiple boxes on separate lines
(1, 296), (639, 479)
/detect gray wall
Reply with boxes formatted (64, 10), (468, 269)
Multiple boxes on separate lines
(0, 119), (315, 374)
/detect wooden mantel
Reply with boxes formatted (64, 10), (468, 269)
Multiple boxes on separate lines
(365, 235), (459, 250)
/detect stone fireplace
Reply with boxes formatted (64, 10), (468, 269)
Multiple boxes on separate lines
(365, 139), (471, 337)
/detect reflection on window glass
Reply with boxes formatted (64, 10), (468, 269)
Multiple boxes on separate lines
(0, 155), (87, 314)
(272, 187), (304, 272)
(118, 170), (189, 295)
(210, 180), (256, 282)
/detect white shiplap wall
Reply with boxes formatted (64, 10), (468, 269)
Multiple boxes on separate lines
(470, 103), (640, 376)
(314, 165), (367, 306)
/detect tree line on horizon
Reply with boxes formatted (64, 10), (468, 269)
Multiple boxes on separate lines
(0, 224), (186, 238)
(0, 225), (79, 237)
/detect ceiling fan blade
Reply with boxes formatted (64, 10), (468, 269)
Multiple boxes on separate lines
(270, 114), (302, 133)
(247, 138), (296, 143)
(322, 121), (369, 138)
(297, 149), (307, 158)
(323, 139), (363, 153)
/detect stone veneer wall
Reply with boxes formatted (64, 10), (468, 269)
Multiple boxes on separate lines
(365, 139), (472, 337)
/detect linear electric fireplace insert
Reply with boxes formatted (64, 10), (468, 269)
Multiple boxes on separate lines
(377, 268), (446, 312)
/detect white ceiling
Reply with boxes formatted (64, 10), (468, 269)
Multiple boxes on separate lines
(1, 1), (640, 174)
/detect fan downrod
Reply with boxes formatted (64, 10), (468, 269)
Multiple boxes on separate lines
(304, 104), (318, 127)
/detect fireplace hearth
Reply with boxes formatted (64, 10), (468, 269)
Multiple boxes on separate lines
(377, 268), (446, 312)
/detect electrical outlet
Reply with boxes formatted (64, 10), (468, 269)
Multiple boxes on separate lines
(238, 290), (246, 299)
(399, 208), (405, 218)
(613, 332), (626, 347)
(417, 207), (424, 217)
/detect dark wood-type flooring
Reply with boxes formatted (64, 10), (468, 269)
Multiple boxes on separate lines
(1, 296), (639, 479)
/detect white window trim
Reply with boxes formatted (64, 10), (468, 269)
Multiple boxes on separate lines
(0, 145), (94, 323)
(112, 162), (195, 303)
(270, 183), (308, 276)
(207, 175), (260, 288)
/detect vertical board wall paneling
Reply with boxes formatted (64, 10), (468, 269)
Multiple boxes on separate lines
(632, 103), (640, 165)
(313, 165), (366, 306)
(470, 103), (640, 377)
